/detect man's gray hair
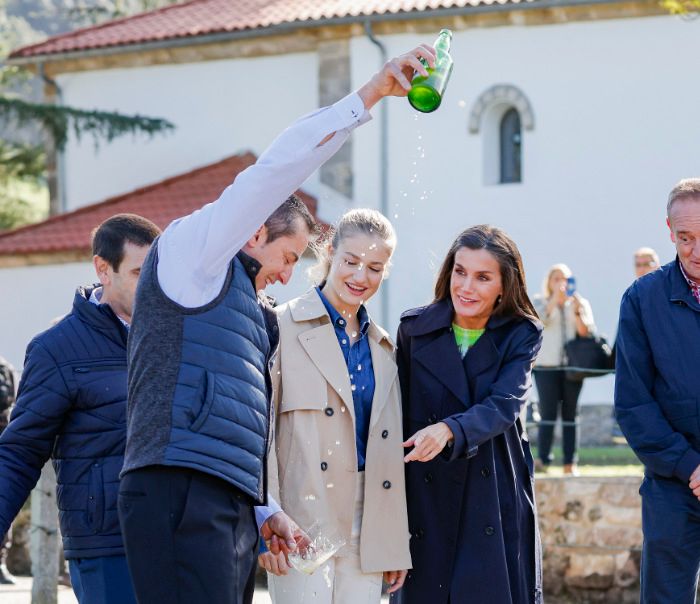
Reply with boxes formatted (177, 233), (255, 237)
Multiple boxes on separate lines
(667, 178), (700, 216)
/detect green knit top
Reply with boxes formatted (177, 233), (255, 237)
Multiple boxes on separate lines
(452, 323), (485, 358)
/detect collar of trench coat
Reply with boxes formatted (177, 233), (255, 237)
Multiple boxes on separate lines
(285, 287), (397, 433)
(402, 298), (541, 406)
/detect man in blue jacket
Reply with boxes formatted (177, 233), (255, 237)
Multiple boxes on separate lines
(0, 214), (160, 603)
(0, 356), (16, 585)
(615, 178), (700, 604)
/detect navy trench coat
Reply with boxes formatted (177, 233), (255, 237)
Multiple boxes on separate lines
(394, 299), (543, 604)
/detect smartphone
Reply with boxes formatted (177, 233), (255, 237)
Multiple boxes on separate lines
(566, 276), (577, 297)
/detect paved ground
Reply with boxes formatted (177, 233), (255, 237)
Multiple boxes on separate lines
(1, 575), (393, 602)
(0, 576), (276, 603)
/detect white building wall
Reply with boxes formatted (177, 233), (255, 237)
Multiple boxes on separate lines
(58, 52), (320, 209)
(352, 15), (700, 402)
(0, 262), (95, 371)
(43, 13), (700, 403)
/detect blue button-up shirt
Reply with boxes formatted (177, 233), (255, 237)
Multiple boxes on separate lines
(316, 287), (375, 471)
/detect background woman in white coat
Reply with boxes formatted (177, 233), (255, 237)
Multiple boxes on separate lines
(532, 263), (595, 475)
(259, 209), (411, 604)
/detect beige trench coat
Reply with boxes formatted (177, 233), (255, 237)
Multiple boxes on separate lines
(268, 288), (412, 573)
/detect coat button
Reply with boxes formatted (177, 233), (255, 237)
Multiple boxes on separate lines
(383, 480), (392, 489)
(382, 430), (389, 439)
(424, 473), (433, 484)
(481, 467), (490, 478)
(325, 408), (334, 417)
(321, 462), (328, 471)
(429, 413), (438, 424)
(484, 526), (495, 536)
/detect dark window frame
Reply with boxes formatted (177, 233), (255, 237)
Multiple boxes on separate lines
(499, 108), (522, 184)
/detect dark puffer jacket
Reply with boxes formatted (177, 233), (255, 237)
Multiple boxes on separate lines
(0, 286), (128, 559)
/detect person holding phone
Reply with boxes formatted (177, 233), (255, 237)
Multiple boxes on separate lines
(532, 264), (595, 475)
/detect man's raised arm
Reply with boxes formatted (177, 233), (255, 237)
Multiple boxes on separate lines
(156, 45), (436, 308)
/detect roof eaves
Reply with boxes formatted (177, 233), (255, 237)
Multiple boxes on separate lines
(0, 151), (257, 246)
(7, 0), (211, 61)
(5, 1), (551, 65)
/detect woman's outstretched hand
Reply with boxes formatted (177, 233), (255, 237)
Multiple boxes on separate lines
(403, 422), (454, 462)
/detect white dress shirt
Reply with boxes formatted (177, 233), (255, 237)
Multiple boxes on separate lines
(156, 92), (369, 308)
(152, 92), (370, 528)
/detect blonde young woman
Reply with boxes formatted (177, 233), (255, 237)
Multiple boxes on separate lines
(259, 209), (411, 604)
(532, 263), (595, 475)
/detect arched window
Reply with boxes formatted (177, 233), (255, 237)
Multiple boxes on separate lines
(499, 108), (521, 184)
(468, 85), (533, 185)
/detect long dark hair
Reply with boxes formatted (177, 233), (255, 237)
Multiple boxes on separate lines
(433, 225), (538, 322)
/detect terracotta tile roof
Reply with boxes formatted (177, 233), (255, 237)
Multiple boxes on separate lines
(0, 153), (321, 257)
(9, 0), (531, 60)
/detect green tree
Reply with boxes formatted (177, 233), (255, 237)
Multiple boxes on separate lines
(0, 0), (177, 230)
(660, 0), (700, 17)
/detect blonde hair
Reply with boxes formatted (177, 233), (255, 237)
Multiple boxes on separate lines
(310, 209), (397, 284)
(634, 247), (659, 264)
(542, 263), (572, 298)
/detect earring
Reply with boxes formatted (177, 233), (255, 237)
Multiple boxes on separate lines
(496, 295), (503, 304)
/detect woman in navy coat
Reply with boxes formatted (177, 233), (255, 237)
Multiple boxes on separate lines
(394, 225), (543, 604)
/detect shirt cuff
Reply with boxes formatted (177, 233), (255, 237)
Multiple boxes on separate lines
(254, 495), (282, 531)
(330, 92), (371, 129)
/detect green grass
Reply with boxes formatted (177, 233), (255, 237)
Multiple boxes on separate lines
(531, 445), (643, 477)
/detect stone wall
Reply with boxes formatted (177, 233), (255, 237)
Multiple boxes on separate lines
(536, 476), (642, 603)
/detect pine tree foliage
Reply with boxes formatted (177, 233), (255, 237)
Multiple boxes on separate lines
(0, 0), (178, 229)
(0, 96), (174, 150)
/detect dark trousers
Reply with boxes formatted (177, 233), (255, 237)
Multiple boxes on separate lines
(118, 466), (258, 604)
(68, 555), (137, 604)
(640, 476), (700, 604)
(534, 369), (583, 465)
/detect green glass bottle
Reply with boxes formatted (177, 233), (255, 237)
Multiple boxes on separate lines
(408, 29), (454, 113)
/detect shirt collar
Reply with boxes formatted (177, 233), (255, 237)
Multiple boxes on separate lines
(315, 286), (371, 335)
(679, 260), (699, 288)
(88, 286), (130, 329)
(678, 260), (700, 302)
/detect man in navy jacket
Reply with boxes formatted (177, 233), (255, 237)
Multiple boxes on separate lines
(0, 214), (160, 604)
(615, 178), (700, 604)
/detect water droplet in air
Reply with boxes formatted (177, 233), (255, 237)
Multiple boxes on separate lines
(458, 99), (467, 108)
(326, 483), (334, 489)
(394, 214), (399, 219)
(304, 494), (317, 501)
(357, 364), (362, 371)
(351, 385), (356, 391)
